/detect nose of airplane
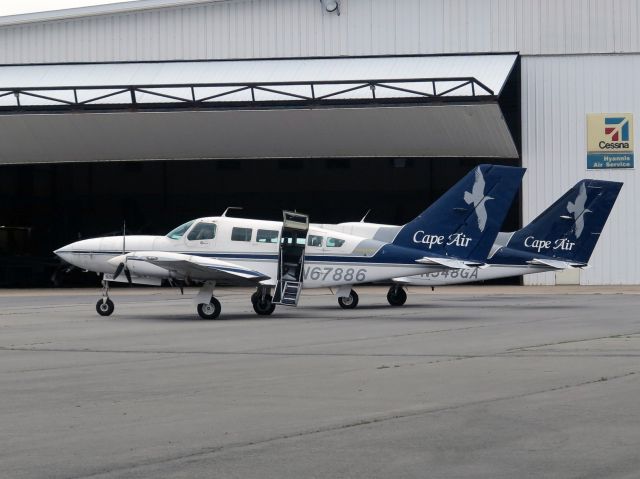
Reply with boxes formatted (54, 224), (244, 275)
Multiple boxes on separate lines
(54, 243), (74, 262)
(53, 238), (101, 269)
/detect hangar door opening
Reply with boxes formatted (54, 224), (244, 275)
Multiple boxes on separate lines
(0, 157), (521, 287)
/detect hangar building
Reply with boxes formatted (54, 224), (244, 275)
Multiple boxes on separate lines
(0, 0), (638, 286)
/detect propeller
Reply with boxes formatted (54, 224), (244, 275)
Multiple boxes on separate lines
(112, 221), (132, 285)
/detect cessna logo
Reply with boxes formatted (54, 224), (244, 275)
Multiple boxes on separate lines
(413, 231), (472, 249)
(524, 236), (575, 253)
(463, 168), (493, 232)
(567, 183), (591, 238)
(600, 117), (630, 149)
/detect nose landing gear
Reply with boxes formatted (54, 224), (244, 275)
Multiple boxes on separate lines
(96, 280), (115, 316)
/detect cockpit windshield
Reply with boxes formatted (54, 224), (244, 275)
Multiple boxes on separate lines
(166, 220), (195, 240)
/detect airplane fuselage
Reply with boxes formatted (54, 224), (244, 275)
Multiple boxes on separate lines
(56, 216), (447, 289)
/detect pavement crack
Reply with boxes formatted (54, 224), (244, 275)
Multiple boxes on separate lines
(506, 331), (640, 352)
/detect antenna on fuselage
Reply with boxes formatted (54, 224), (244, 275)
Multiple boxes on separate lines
(360, 209), (372, 222)
(222, 206), (243, 217)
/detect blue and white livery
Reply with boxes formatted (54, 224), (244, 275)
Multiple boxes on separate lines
(54, 164), (524, 319)
(326, 179), (622, 306)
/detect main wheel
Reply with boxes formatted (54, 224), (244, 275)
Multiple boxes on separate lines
(387, 286), (407, 306)
(197, 297), (222, 319)
(253, 294), (276, 316)
(96, 298), (115, 316)
(338, 290), (359, 309)
(250, 291), (259, 306)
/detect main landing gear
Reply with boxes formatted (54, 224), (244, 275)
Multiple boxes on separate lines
(251, 287), (276, 316)
(387, 285), (407, 306)
(194, 281), (222, 319)
(197, 297), (222, 319)
(96, 280), (115, 316)
(337, 288), (359, 309)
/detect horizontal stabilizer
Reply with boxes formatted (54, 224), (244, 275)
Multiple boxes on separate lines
(416, 257), (483, 269)
(526, 258), (587, 270)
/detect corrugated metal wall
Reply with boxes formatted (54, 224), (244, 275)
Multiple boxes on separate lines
(0, 0), (639, 64)
(1, 0), (639, 285)
(521, 54), (640, 285)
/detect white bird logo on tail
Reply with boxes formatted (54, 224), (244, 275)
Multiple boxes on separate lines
(567, 182), (591, 238)
(463, 168), (493, 232)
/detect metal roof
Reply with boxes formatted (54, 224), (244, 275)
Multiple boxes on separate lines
(0, 0), (220, 27)
(0, 54), (518, 110)
(0, 54), (517, 92)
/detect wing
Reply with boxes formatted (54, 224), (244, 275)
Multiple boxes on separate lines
(124, 251), (271, 285)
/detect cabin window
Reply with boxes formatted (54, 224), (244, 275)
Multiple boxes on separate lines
(166, 220), (195, 240)
(231, 227), (252, 242)
(187, 222), (217, 241)
(307, 235), (323, 247)
(256, 229), (279, 243)
(326, 237), (345, 248)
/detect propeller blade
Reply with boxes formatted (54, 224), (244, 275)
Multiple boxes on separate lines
(113, 262), (125, 280)
(124, 267), (132, 285)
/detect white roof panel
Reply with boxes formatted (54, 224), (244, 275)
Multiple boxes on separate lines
(0, 54), (518, 96)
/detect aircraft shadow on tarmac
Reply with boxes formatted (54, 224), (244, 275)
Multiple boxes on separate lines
(104, 298), (576, 322)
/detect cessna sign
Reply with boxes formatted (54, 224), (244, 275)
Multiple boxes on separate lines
(587, 113), (634, 169)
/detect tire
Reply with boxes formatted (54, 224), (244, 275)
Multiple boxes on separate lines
(96, 298), (115, 316)
(338, 290), (359, 309)
(253, 294), (276, 316)
(250, 291), (259, 306)
(387, 286), (407, 306)
(197, 297), (222, 320)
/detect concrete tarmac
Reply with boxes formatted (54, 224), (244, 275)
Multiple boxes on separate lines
(0, 285), (639, 479)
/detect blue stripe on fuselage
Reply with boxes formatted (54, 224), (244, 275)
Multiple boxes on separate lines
(65, 244), (440, 265)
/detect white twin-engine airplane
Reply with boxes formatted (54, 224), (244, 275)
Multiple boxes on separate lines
(324, 179), (622, 306)
(54, 164), (524, 319)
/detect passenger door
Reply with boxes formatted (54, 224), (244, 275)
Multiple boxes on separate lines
(273, 211), (309, 306)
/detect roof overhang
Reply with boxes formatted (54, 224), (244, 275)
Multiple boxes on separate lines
(0, 0), (223, 27)
(0, 54), (520, 164)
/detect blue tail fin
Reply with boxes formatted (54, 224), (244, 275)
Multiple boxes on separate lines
(507, 180), (622, 264)
(392, 164), (525, 261)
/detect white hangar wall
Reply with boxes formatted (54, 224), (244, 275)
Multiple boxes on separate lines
(521, 54), (640, 285)
(0, 0), (639, 63)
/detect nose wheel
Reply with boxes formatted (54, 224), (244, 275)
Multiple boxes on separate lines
(96, 279), (115, 316)
(197, 297), (222, 319)
(96, 298), (115, 316)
